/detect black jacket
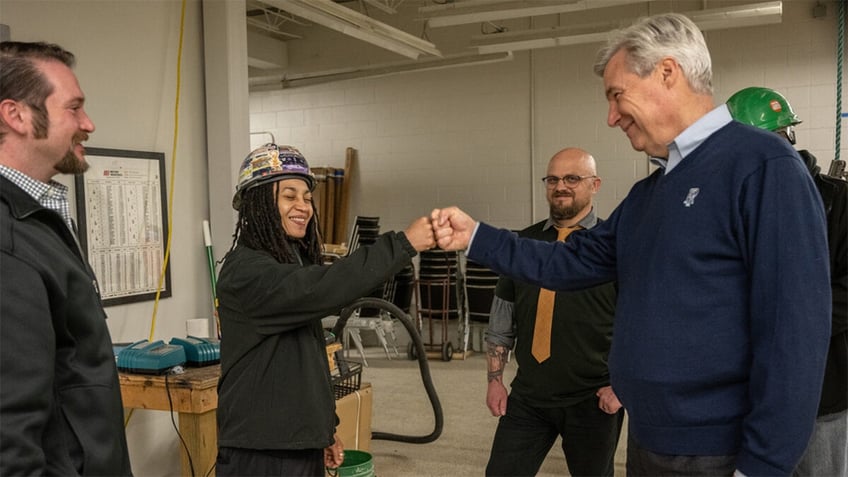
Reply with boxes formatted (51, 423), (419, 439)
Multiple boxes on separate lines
(800, 150), (848, 415)
(0, 176), (132, 476)
(216, 232), (416, 451)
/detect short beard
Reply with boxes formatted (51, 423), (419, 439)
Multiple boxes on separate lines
(54, 132), (90, 175)
(550, 202), (579, 222)
(549, 192), (590, 222)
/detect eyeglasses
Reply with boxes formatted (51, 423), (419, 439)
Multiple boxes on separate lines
(541, 174), (598, 188)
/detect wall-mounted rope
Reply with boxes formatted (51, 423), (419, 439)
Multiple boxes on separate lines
(835, 0), (844, 162)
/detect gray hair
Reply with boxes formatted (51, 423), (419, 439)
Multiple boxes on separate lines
(593, 13), (713, 95)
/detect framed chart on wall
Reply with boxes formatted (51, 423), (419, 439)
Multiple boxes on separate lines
(74, 147), (172, 306)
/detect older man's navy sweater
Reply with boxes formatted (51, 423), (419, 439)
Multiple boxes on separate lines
(468, 122), (831, 476)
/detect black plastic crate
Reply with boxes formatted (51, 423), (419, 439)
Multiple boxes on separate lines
(332, 359), (362, 399)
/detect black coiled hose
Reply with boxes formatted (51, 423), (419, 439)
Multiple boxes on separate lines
(331, 297), (443, 444)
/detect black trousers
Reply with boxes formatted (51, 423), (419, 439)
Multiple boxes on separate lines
(626, 434), (736, 477)
(216, 446), (324, 477)
(486, 393), (624, 477)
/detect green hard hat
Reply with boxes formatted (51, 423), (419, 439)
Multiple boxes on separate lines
(726, 86), (802, 131)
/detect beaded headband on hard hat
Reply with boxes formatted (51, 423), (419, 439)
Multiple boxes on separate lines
(232, 143), (315, 209)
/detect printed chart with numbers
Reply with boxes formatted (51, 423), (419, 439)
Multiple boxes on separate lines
(75, 149), (171, 305)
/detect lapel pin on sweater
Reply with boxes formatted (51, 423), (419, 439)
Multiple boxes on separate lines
(683, 187), (700, 207)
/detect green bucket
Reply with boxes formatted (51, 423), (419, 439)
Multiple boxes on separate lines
(327, 450), (375, 477)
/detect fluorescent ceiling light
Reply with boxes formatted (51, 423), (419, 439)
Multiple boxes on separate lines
(689, 1), (783, 30)
(265, 0), (441, 59)
(472, 1), (782, 54)
(472, 20), (613, 54)
(249, 51), (514, 91)
(421, 0), (645, 28)
(420, 0), (519, 12)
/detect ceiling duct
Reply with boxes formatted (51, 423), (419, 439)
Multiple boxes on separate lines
(264, 0), (441, 59)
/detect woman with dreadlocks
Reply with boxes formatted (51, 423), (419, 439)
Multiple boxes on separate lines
(215, 144), (435, 476)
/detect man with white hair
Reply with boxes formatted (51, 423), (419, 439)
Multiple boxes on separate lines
(431, 13), (830, 477)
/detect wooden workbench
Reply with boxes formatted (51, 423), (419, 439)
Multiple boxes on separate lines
(119, 365), (220, 477)
(119, 357), (371, 476)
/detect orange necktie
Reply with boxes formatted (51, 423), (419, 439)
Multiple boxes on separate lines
(531, 226), (578, 363)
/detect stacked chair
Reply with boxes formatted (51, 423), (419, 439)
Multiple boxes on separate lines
(385, 263), (415, 315)
(322, 216), (380, 264)
(338, 216), (410, 366)
(464, 260), (499, 322)
(464, 259), (500, 351)
(414, 249), (467, 361)
(347, 216), (380, 251)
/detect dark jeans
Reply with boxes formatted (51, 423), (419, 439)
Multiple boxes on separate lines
(486, 393), (624, 477)
(216, 446), (324, 477)
(626, 433), (736, 477)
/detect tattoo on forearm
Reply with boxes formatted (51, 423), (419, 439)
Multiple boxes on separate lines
(486, 343), (508, 383)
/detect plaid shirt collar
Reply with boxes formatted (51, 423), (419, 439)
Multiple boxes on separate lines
(0, 165), (74, 229)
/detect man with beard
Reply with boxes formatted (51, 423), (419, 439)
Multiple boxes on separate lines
(0, 41), (132, 475)
(483, 148), (623, 477)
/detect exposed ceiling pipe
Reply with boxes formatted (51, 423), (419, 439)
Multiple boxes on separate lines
(249, 51), (514, 91)
(265, 0), (441, 59)
(420, 0), (646, 28)
(470, 1), (783, 54)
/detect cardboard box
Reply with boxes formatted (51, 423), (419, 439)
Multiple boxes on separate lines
(335, 382), (372, 451)
(326, 342), (342, 371)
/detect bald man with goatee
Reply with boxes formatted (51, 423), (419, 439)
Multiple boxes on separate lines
(484, 148), (623, 477)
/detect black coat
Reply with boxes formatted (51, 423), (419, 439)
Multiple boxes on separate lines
(800, 150), (848, 416)
(215, 232), (416, 451)
(0, 176), (132, 476)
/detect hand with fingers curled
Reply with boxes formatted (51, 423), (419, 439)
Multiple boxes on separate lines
(429, 206), (477, 251)
(487, 380), (508, 417)
(596, 386), (623, 415)
(403, 216), (436, 252)
(324, 433), (345, 469)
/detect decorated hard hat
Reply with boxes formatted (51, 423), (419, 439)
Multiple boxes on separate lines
(726, 86), (802, 132)
(232, 143), (315, 209)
